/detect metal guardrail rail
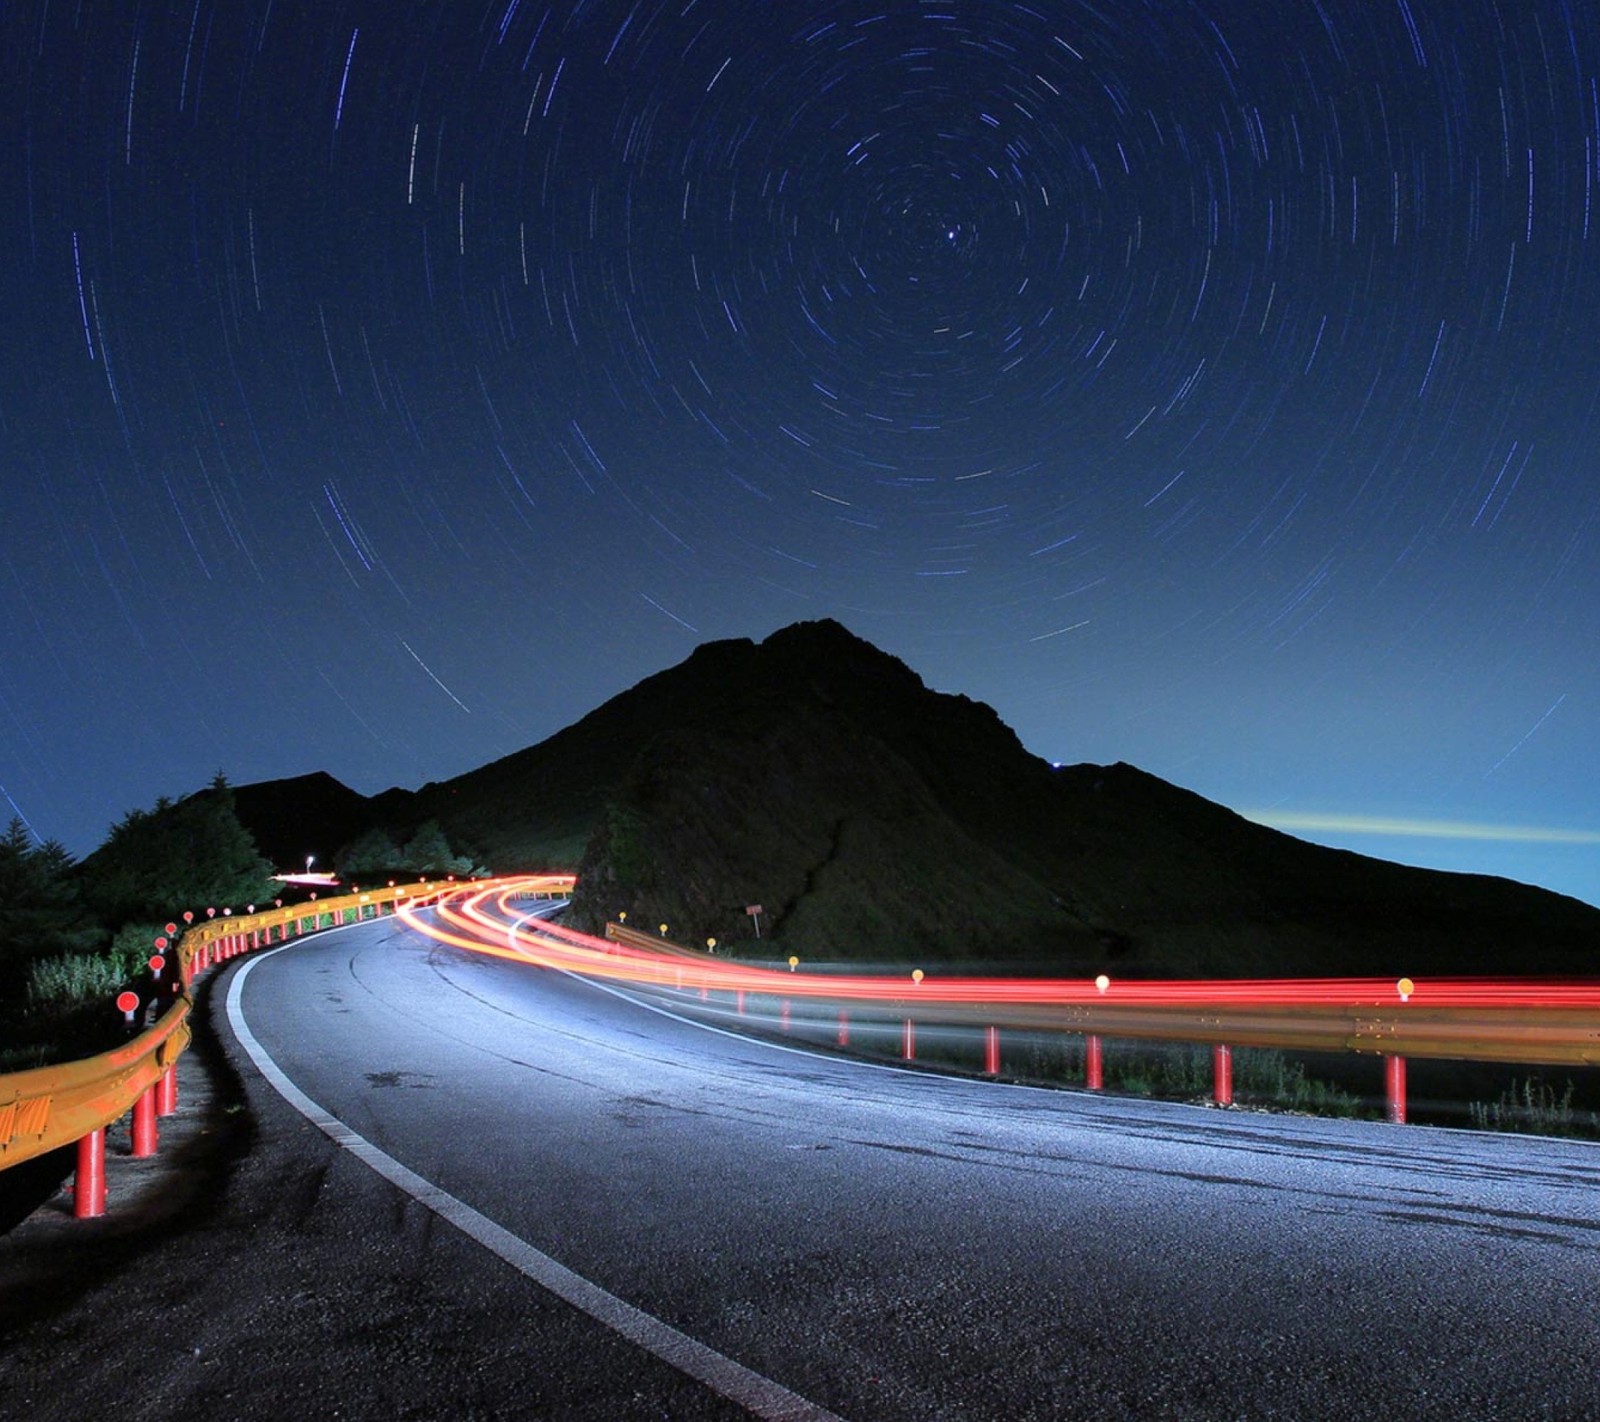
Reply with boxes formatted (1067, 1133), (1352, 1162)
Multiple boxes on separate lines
(594, 916), (1600, 1069)
(0, 877), (488, 1202)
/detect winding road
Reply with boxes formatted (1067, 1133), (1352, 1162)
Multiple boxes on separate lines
(224, 905), (1600, 1420)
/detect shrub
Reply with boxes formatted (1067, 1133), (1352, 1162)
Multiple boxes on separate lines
(26, 951), (128, 1012)
(1469, 1077), (1600, 1138)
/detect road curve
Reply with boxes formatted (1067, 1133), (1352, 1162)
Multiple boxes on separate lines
(226, 907), (1600, 1421)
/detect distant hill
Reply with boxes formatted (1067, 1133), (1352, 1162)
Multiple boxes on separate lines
(233, 620), (1600, 978)
(230, 771), (380, 874)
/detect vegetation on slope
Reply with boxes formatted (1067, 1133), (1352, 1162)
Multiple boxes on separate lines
(0, 775), (277, 1067)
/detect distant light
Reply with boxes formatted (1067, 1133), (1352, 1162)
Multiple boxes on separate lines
(1095, 974), (1110, 994)
(912, 968), (924, 985)
(1397, 977), (1415, 1002)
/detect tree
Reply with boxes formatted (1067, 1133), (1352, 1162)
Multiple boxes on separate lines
(397, 820), (475, 876)
(0, 819), (104, 984)
(78, 778), (277, 926)
(335, 826), (403, 878)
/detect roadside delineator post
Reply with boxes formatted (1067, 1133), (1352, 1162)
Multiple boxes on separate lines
(837, 1009), (849, 1046)
(1386, 979), (1414, 1123)
(1086, 975), (1109, 1090)
(902, 1018), (915, 1061)
(1213, 1044), (1233, 1105)
(985, 1025), (1001, 1076)
(73, 1129), (106, 1219)
(781, 1001), (791, 1033)
(1385, 1054), (1407, 1123)
(736, 989), (746, 1015)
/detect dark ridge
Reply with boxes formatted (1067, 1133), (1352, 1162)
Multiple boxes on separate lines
(231, 620), (1600, 977)
(229, 771), (375, 873)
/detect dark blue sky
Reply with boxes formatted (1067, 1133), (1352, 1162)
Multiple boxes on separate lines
(3, 1), (1597, 906)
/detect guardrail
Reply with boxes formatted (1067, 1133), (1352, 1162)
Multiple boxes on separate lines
(444, 886), (1600, 1126)
(0, 877), (479, 1217)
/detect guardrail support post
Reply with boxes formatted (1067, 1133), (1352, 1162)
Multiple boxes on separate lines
(902, 1018), (916, 1061)
(156, 1065), (178, 1116)
(1213, 1044), (1233, 1105)
(131, 1086), (158, 1157)
(1085, 1033), (1104, 1090)
(985, 1025), (1001, 1075)
(837, 1009), (849, 1046)
(73, 1130), (107, 1218)
(736, 989), (746, 1015)
(780, 1001), (791, 1033)
(1385, 1054), (1407, 1124)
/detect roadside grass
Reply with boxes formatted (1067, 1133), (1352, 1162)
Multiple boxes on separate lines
(864, 1022), (1600, 1137)
(784, 1014), (1366, 1118)
(0, 923), (160, 1069)
(1469, 1076), (1600, 1138)
(1015, 1036), (1363, 1117)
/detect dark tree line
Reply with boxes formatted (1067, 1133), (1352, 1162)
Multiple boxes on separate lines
(79, 773), (277, 926)
(0, 774), (278, 1062)
(333, 819), (476, 880)
(0, 819), (102, 980)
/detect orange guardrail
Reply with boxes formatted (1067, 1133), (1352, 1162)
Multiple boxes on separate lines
(0, 875), (541, 1205)
(0, 999), (192, 1172)
(605, 921), (707, 958)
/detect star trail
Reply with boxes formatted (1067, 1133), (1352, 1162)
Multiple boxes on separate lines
(2, 1), (1596, 904)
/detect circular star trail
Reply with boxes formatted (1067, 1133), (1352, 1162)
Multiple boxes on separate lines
(2, 1), (1597, 902)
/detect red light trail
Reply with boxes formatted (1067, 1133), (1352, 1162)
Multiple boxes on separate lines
(397, 878), (1600, 1067)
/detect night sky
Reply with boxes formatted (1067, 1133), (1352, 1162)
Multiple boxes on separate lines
(4, 1), (1598, 907)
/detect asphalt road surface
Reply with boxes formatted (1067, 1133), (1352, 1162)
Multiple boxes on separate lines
(9, 909), (1600, 1419)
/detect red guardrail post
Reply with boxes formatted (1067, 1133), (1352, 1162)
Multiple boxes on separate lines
(984, 1025), (1001, 1075)
(1085, 1034), (1104, 1090)
(1385, 1054), (1407, 1123)
(131, 1086), (158, 1157)
(902, 1018), (915, 1061)
(73, 1129), (106, 1219)
(1213, 1044), (1233, 1105)
(837, 1009), (849, 1046)
(156, 1064), (178, 1117)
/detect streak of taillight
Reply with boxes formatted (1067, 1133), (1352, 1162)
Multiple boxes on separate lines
(394, 878), (1600, 1013)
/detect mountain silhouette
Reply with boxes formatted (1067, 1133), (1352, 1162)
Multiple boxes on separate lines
(234, 620), (1600, 977)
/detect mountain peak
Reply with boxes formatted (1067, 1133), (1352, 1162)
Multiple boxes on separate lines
(230, 622), (1600, 976)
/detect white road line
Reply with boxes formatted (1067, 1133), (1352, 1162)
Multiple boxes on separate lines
(225, 943), (845, 1422)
